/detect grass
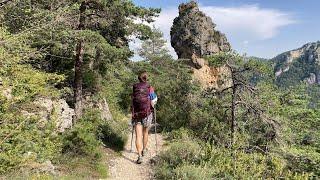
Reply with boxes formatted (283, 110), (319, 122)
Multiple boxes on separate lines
(1, 147), (109, 180)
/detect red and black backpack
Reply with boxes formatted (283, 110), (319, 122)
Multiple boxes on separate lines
(132, 82), (151, 120)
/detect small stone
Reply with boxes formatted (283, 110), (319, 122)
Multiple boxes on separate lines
(39, 160), (56, 175)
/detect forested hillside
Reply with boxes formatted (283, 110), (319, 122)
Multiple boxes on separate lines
(0, 0), (319, 179)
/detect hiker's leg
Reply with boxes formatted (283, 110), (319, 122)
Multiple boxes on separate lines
(142, 127), (149, 150)
(135, 123), (143, 156)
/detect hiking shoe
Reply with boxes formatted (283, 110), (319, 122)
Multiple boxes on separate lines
(136, 156), (143, 164)
(142, 149), (148, 157)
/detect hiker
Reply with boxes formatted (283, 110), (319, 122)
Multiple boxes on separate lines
(131, 71), (157, 164)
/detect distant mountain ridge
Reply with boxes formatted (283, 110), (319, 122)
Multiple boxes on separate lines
(271, 41), (320, 86)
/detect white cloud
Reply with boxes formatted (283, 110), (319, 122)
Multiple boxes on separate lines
(201, 5), (296, 40)
(130, 4), (296, 59)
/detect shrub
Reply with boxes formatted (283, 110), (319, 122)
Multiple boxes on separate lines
(173, 164), (213, 180)
(62, 109), (128, 158)
(155, 139), (204, 179)
(0, 115), (61, 174)
(166, 128), (194, 141)
(62, 111), (102, 159)
(155, 141), (313, 179)
(99, 120), (128, 152)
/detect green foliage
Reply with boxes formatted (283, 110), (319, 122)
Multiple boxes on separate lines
(155, 134), (311, 179)
(0, 27), (64, 174)
(205, 52), (229, 67)
(99, 119), (128, 152)
(144, 52), (318, 178)
(0, 116), (62, 174)
(62, 109), (127, 158)
(62, 111), (101, 158)
(138, 26), (172, 62)
(130, 59), (196, 130)
(1, 0), (319, 178)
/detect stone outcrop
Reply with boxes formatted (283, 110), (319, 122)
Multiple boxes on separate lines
(170, 1), (232, 89)
(2, 82), (112, 132)
(83, 96), (113, 121)
(31, 98), (74, 132)
(192, 64), (232, 89)
(306, 73), (317, 85)
(28, 96), (113, 132)
(171, 1), (230, 69)
(272, 41), (320, 85)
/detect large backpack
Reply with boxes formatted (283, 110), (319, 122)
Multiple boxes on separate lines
(132, 82), (151, 120)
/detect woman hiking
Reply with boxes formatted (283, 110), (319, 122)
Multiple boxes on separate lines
(131, 71), (157, 164)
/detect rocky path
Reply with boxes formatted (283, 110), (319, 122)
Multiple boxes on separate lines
(108, 129), (164, 180)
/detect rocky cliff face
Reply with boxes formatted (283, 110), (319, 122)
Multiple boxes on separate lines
(170, 1), (232, 89)
(272, 41), (320, 85)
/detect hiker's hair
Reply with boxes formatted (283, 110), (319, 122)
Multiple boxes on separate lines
(138, 71), (147, 82)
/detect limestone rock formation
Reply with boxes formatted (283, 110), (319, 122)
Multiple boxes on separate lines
(272, 41), (320, 85)
(192, 64), (232, 89)
(170, 1), (232, 89)
(171, 1), (231, 69)
(83, 96), (113, 121)
(23, 96), (113, 132)
(32, 98), (74, 132)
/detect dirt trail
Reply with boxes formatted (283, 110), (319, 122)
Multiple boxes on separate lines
(108, 129), (164, 180)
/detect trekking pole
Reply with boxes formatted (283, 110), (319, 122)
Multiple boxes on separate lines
(130, 94), (135, 153)
(130, 123), (134, 153)
(154, 106), (158, 154)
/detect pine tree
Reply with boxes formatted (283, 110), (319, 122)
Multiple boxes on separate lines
(138, 26), (171, 62)
(0, 0), (160, 121)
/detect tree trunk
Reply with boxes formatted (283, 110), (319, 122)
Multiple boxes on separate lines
(74, 40), (85, 121)
(231, 84), (236, 147)
(74, 1), (87, 121)
(230, 70), (237, 177)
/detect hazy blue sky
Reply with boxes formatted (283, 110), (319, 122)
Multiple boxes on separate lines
(131, 0), (320, 59)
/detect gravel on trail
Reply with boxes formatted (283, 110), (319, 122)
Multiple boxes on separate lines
(108, 130), (163, 180)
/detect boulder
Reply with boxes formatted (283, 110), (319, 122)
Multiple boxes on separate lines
(83, 96), (113, 121)
(305, 73), (317, 85)
(33, 98), (74, 132)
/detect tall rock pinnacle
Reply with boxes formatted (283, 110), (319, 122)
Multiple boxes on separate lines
(170, 1), (231, 69)
(170, 1), (232, 90)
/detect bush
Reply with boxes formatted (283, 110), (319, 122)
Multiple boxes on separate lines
(0, 115), (62, 174)
(155, 142), (312, 179)
(99, 120), (128, 152)
(62, 111), (102, 159)
(205, 53), (230, 67)
(166, 128), (194, 141)
(173, 164), (213, 180)
(155, 139), (204, 179)
(62, 109), (128, 158)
